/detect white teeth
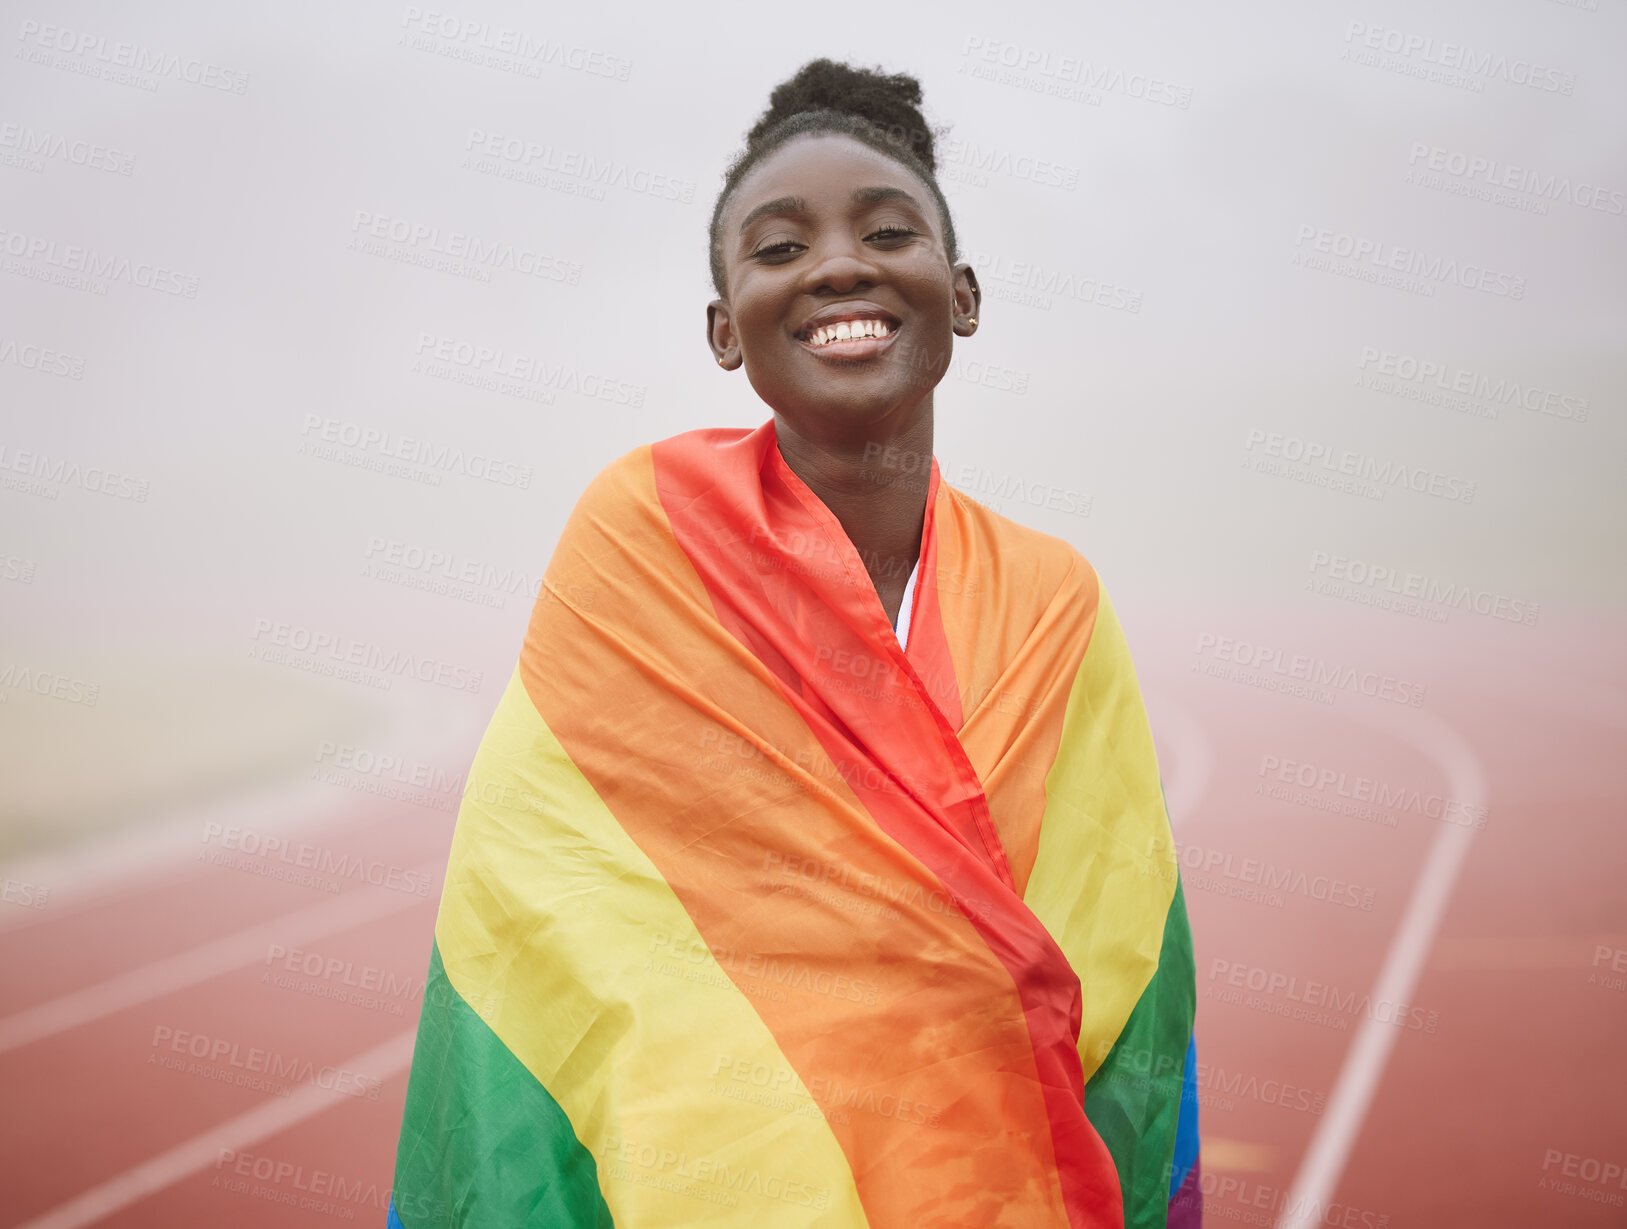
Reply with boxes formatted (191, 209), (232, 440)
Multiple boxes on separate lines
(806, 319), (892, 346)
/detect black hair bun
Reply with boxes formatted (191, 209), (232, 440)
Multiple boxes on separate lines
(747, 58), (938, 172)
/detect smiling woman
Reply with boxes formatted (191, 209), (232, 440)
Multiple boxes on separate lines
(387, 58), (1201, 1229)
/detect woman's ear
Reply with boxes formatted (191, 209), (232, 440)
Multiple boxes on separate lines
(707, 299), (739, 369)
(952, 264), (982, 335)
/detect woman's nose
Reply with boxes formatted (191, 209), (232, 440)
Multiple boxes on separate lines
(801, 236), (880, 292)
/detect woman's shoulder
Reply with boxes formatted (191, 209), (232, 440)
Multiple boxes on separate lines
(576, 441), (655, 496)
(573, 427), (758, 505)
(938, 478), (1100, 599)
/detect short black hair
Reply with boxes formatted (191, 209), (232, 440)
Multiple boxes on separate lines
(708, 58), (960, 298)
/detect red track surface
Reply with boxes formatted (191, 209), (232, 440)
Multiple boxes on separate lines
(4, 609), (1623, 1228)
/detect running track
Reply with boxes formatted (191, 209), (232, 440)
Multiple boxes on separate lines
(3, 606), (1623, 1228)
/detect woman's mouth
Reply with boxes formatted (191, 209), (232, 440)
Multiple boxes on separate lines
(795, 317), (901, 362)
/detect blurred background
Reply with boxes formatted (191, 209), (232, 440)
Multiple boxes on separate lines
(2, 0), (1623, 1225)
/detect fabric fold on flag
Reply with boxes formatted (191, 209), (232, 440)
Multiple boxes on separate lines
(390, 420), (1199, 1227)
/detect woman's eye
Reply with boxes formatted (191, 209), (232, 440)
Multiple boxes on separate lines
(750, 226), (916, 260)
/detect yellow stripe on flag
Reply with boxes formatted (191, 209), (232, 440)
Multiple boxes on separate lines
(1024, 586), (1180, 1085)
(435, 667), (869, 1227)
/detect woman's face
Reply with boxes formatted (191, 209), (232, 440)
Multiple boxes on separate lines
(710, 134), (980, 446)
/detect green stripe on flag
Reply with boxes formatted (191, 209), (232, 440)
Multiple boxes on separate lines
(391, 940), (615, 1228)
(1083, 879), (1197, 1229)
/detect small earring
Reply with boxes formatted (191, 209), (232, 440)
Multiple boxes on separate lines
(718, 357), (727, 367)
(966, 317), (978, 327)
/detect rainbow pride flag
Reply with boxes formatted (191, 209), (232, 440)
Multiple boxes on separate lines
(389, 422), (1200, 1227)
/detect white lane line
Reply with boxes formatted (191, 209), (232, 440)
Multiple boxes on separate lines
(0, 776), (362, 938)
(0, 689), (476, 936)
(1278, 706), (1486, 1229)
(0, 861), (441, 1055)
(14, 1027), (418, 1229)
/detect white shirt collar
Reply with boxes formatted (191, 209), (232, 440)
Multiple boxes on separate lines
(892, 555), (921, 650)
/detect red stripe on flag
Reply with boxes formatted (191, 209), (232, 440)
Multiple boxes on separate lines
(653, 421), (1124, 1228)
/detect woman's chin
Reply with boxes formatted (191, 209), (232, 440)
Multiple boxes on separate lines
(771, 393), (926, 441)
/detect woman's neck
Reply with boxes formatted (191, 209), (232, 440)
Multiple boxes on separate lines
(773, 407), (932, 628)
